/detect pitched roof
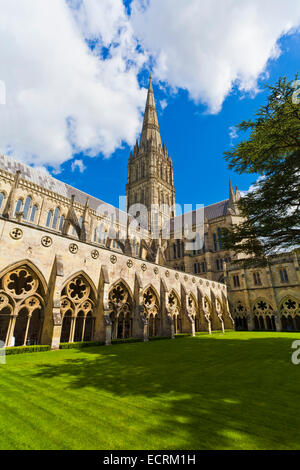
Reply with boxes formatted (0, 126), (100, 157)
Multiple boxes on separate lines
(0, 154), (128, 224)
(169, 200), (229, 231)
(0, 154), (229, 229)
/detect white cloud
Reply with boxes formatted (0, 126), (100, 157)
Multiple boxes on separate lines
(131, 0), (300, 113)
(160, 99), (167, 111)
(1, 0), (300, 170)
(0, 0), (146, 170)
(0, 80), (6, 105)
(240, 176), (266, 196)
(71, 159), (86, 173)
(229, 126), (238, 146)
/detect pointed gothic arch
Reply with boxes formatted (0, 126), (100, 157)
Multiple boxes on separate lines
(187, 292), (200, 332)
(252, 298), (275, 331)
(0, 261), (46, 347)
(108, 280), (133, 340)
(233, 300), (248, 331)
(167, 289), (182, 334)
(279, 296), (300, 331)
(60, 273), (96, 343)
(143, 285), (160, 337)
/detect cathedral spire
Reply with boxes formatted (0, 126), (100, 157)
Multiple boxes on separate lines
(228, 179), (236, 213)
(140, 75), (162, 148)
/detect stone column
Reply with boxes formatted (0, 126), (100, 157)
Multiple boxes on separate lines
(104, 313), (112, 346)
(69, 317), (76, 343)
(23, 314), (31, 346)
(5, 315), (17, 347)
(81, 316), (86, 342)
(191, 317), (196, 337)
(51, 306), (63, 350)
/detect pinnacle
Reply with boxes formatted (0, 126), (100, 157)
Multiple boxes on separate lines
(140, 75), (162, 148)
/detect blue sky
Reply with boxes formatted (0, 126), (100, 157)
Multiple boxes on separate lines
(58, 32), (300, 210)
(1, 0), (300, 212)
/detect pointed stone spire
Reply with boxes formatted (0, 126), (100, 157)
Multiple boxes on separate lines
(235, 185), (241, 201)
(228, 179), (236, 213)
(140, 75), (162, 148)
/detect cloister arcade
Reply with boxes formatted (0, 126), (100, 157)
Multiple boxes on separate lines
(0, 258), (232, 348)
(232, 297), (300, 332)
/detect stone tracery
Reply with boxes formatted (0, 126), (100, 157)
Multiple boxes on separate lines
(108, 281), (133, 340)
(0, 265), (44, 346)
(60, 275), (95, 343)
(167, 290), (182, 334)
(143, 286), (160, 337)
(280, 297), (300, 331)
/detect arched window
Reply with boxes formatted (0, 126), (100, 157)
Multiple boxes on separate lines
(167, 290), (182, 334)
(60, 275), (95, 344)
(96, 224), (102, 244)
(280, 268), (289, 283)
(109, 282), (133, 340)
(216, 259), (223, 271)
(143, 286), (160, 337)
(59, 215), (65, 232)
(0, 264), (45, 347)
(52, 207), (60, 230)
(177, 240), (182, 258)
(14, 199), (23, 216)
(0, 192), (5, 211)
(23, 196), (32, 220)
(46, 210), (53, 228)
(30, 205), (38, 223)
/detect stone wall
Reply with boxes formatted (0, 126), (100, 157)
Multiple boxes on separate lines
(0, 217), (232, 349)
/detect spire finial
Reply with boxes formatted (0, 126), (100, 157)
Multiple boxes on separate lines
(140, 71), (161, 147)
(229, 179), (236, 210)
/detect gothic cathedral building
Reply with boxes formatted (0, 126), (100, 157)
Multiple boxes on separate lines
(0, 77), (299, 349)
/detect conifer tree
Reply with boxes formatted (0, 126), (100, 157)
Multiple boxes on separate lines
(222, 76), (300, 265)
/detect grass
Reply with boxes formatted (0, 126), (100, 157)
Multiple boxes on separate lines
(0, 331), (300, 450)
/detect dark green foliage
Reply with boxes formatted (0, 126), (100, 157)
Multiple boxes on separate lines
(4, 345), (50, 355)
(111, 338), (144, 345)
(60, 336), (172, 349)
(59, 341), (105, 350)
(223, 76), (300, 262)
(149, 336), (172, 341)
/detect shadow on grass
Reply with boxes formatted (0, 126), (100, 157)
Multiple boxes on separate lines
(34, 334), (300, 450)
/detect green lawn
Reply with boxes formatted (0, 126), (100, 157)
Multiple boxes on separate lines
(0, 331), (300, 450)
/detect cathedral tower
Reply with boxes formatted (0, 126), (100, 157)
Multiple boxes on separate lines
(126, 76), (175, 234)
